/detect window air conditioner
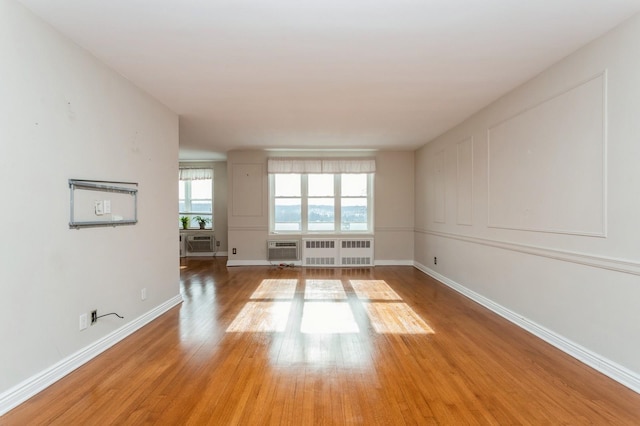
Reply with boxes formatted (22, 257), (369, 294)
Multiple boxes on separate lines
(267, 240), (299, 261)
(187, 235), (213, 253)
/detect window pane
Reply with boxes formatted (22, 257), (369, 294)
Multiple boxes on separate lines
(191, 201), (212, 213)
(341, 198), (367, 231)
(191, 179), (212, 199)
(275, 174), (301, 197)
(179, 181), (186, 199)
(275, 198), (301, 231)
(308, 198), (334, 231)
(308, 174), (334, 196)
(341, 174), (367, 196)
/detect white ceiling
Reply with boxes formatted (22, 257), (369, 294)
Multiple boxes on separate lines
(17, 0), (640, 160)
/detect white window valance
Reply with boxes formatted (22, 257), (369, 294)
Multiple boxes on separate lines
(267, 158), (376, 174)
(179, 168), (213, 180)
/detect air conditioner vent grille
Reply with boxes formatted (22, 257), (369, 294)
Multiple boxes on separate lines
(267, 240), (299, 261)
(187, 235), (213, 252)
(305, 240), (335, 249)
(341, 240), (371, 249)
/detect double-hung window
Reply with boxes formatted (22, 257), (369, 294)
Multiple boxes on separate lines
(269, 158), (375, 234)
(179, 168), (213, 229)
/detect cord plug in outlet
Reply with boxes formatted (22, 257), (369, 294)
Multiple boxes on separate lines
(91, 310), (97, 325)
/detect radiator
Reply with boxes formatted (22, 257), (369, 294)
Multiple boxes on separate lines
(302, 238), (374, 267)
(340, 239), (374, 266)
(302, 239), (338, 266)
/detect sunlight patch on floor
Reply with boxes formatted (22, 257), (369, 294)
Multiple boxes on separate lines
(226, 279), (433, 335)
(304, 280), (347, 300)
(362, 302), (434, 334)
(301, 302), (360, 334)
(250, 279), (297, 300)
(226, 301), (292, 332)
(350, 280), (402, 300)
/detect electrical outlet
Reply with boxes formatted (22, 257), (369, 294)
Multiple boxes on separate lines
(79, 313), (88, 330)
(232, 248), (237, 255)
(434, 257), (437, 265)
(141, 288), (147, 300)
(91, 310), (97, 325)
(216, 240), (220, 247)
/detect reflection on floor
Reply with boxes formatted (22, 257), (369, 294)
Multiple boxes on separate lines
(304, 279), (347, 300)
(250, 279), (297, 299)
(226, 278), (433, 335)
(226, 301), (292, 332)
(300, 302), (360, 334)
(363, 302), (433, 334)
(350, 279), (402, 300)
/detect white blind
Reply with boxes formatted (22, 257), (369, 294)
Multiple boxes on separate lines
(267, 158), (376, 174)
(179, 168), (213, 180)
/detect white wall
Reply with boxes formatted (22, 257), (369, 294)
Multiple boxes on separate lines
(374, 151), (414, 263)
(226, 150), (414, 264)
(0, 0), (180, 406)
(414, 13), (640, 389)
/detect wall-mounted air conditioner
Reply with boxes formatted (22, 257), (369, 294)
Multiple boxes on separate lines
(187, 234), (214, 255)
(267, 240), (299, 261)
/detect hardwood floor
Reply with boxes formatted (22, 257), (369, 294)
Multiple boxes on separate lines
(3, 258), (640, 424)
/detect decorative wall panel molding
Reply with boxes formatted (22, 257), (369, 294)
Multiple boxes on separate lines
(228, 226), (269, 232)
(456, 137), (474, 226)
(433, 150), (446, 224)
(416, 228), (640, 276)
(487, 71), (607, 237)
(374, 226), (414, 232)
(231, 163), (264, 217)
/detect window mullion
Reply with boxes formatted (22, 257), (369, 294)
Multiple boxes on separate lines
(185, 181), (192, 212)
(335, 174), (341, 233)
(301, 174), (309, 233)
(369, 174), (373, 232)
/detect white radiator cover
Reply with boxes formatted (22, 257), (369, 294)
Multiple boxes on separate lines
(302, 238), (374, 267)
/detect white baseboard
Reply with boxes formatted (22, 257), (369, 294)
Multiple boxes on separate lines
(375, 260), (414, 266)
(413, 262), (640, 394)
(226, 260), (414, 267)
(226, 260), (303, 267)
(0, 294), (183, 416)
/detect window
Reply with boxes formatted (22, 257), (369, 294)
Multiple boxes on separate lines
(271, 173), (372, 233)
(179, 168), (213, 229)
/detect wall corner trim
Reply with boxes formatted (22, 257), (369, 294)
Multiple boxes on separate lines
(412, 261), (640, 395)
(0, 294), (183, 416)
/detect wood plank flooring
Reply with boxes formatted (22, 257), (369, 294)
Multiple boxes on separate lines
(3, 258), (640, 424)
